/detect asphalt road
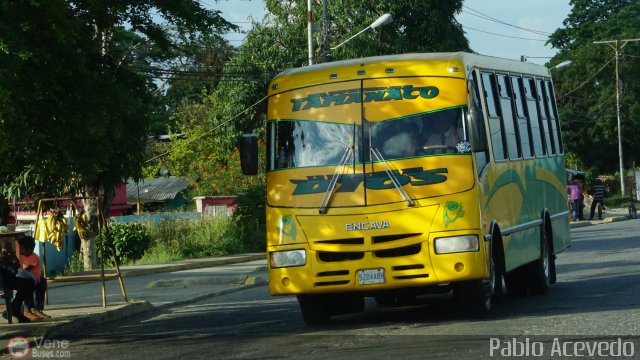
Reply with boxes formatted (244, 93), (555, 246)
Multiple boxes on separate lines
(37, 219), (640, 359)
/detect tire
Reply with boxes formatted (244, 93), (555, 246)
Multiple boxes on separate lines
(491, 236), (505, 298)
(527, 225), (552, 295)
(297, 295), (330, 326)
(454, 280), (490, 318)
(455, 236), (501, 318)
(629, 204), (637, 219)
(504, 267), (528, 296)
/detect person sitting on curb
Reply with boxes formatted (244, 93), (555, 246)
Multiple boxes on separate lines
(0, 248), (36, 323)
(19, 236), (51, 320)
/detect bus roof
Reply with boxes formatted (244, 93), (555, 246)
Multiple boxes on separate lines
(269, 52), (552, 95)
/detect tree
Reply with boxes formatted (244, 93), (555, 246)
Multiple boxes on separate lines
(0, 0), (237, 269)
(154, 0), (470, 197)
(548, 0), (640, 179)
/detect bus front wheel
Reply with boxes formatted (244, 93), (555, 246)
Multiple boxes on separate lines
(297, 295), (330, 326)
(455, 236), (502, 318)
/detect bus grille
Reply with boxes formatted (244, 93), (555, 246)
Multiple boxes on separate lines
(319, 251), (364, 262)
(391, 264), (429, 280)
(315, 270), (351, 287)
(372, 233), (421, 244)
(375, 244), (421, 258)
(315, 238), (365, 245)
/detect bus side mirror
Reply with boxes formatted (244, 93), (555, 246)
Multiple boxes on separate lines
(239, 133), (259, 175)
(467, 105), (488, 153)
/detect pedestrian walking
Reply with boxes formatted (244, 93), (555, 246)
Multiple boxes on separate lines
(567, 177), (583, 222)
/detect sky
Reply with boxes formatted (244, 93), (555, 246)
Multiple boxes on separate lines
(208, 0), (572, 66)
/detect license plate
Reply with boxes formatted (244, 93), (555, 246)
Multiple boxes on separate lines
(358, 268), (385, 285)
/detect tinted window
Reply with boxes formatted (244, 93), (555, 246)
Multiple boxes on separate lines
(523, 77), (546, 156)
(497, 74), (519, 159)
(511, 75), (532, 158)
(545, 80), (563, 154)
(471, 72), (488, 173)
(481, 72), (507, 161)
(537, 79), (555, 154)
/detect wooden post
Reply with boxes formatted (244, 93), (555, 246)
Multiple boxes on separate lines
(98, 204), (128, 305)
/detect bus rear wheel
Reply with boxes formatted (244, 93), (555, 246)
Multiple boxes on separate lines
(527, 226), (552, 295)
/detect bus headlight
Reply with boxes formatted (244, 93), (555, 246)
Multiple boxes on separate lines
(270, 250), (306, 268)
(434, 235), (479, 254)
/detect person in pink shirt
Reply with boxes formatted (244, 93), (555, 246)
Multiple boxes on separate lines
(18, 236), (50, 320)
(567, 177), (583, 221)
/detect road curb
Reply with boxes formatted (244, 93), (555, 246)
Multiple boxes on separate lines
(0, 301), (155, 356)
(603, 215), (628, 223)
(570, 215), (630, 229)
(41, 301), (155, 339)
(153, 277), (269, 311)
(121, 254), (266, 278)
(49, 254), (267, 286)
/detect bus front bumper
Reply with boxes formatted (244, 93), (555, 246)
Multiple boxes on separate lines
(268, 237), (488, 295)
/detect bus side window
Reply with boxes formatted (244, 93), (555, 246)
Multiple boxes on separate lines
(545, 80), (563, 154)
(496, 73), (520, 160)
(481, 71), (507, 162)
(523, 77), (546, 156)
(470, 72), (488, 172)
(511, 75), (533, 158)
(536, 78), (556, 155)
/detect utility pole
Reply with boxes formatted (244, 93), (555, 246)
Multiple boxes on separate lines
(320, 0), (329, 63)
(307, 0), (314, 65)
(593, 38), (640, 196)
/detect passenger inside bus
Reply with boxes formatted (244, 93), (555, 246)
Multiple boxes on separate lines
(380, 123), (420, 158)
(422, 117), (460, 152)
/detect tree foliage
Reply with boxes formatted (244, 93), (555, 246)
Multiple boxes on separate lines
(549, 0), (640, 176)
(0, 0), (237, 269)
(154, 0), (470, 196)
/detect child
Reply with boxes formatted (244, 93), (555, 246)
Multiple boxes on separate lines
(18, 236), (50, 320)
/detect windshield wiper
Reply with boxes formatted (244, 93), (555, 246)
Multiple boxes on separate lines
(370, 147), (415, 207)
(319, 146), (353, 214)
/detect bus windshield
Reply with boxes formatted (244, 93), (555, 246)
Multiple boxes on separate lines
(269, 107), (468, 171)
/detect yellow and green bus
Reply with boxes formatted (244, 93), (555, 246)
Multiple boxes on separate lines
(241, 52), (571, 325)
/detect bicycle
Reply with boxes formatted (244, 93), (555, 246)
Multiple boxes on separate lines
(629, 198), (638, 219)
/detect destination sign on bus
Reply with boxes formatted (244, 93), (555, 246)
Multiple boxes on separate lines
(290, 85), (440, 112)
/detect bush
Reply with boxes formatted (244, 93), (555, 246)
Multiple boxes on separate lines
(62, 251), (84, 276)
(98, 222), (152, 264)
(605, 194), (634, 208)
(230, 184), (266, 253)
(145, 217), (243, 258)
(120, 184), (267, 264)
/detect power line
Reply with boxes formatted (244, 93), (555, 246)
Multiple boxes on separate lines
(145, 95), (269, 163)
(462, 25), (547, 42)
(462, 6), (552, 36)
(557, 57), (614, 101)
